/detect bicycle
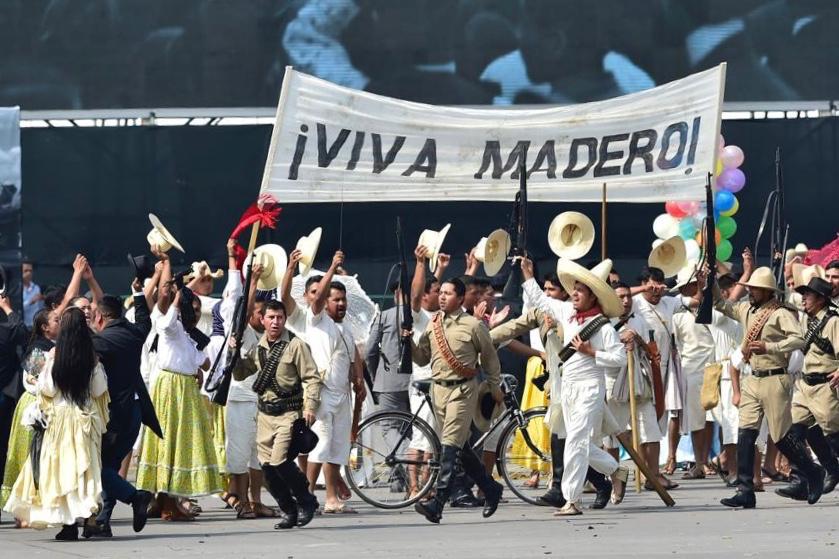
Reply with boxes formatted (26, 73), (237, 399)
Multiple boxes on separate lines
(345, 374), (551, 509)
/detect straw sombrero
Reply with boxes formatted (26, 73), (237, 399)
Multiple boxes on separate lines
(475, 229), (511, 277)
(648, 236), (686, 278)
(556, 258), (623, 318)
(250, 244), (288, 291)
(147, 213), (185, 253)
(295, 227), (322, 276)
(548, 212), (595, 260)
(473, 381), (505, 432)
(418, 224), (451, 274)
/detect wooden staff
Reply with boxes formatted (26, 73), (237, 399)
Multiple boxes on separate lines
(601, 183), (607, 260)
(616, 431), (675, 507)
(626, 345), (642, 493)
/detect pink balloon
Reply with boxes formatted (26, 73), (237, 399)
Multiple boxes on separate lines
(676, 200), (699, 215)
(718, 168), (746, 193)
(720, 145), (745, 168)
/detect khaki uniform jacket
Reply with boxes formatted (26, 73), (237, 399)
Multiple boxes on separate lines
(412, 310), (502, 388)
(801, 308), (839, 374)
(232, 330), (322, 413)
(715, 298), (804, 370)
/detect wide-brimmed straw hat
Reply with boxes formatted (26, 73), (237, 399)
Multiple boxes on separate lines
(548, 211), (595, 260)
(556, 258), (623, 318)
(250, 244), (288, 291)
(418, 224), (451, 273)
(648, 236), (686, 278)
(147, 213), (185, 253)
(475, 229), (511, 277)
(295, 227), (322, 276)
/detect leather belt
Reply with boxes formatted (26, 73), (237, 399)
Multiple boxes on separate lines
(433, 378), (470, 388)
(802, 373), (831, 386)
(752, 368), (785, 378)
(258, 396), (303, 416)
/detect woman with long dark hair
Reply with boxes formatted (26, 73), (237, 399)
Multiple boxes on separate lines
(0, 308), (60, 524)
(3, 308), (109, 541)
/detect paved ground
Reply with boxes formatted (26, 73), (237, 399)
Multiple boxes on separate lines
(2, 476), (838, 558)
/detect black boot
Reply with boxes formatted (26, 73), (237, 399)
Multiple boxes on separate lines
(721, 428), (758, 509)
(775, 468), (808, 501)
(263, 463), (298, 529)
(416, 444), (458, 523)
(587, 468), (613, 510)
(459, 445), (503, 518)
(131, 490), (153, 533)
(826, 432), (839, 494)
(808, 427), (839, 494)
(276, 460), (318, 527)
(55, 524), (79, 541)
(539, 435), (567, 508)
(777, 425), (825, 505)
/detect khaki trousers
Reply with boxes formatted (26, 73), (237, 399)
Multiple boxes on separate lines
(256, 410), (302, 466)
(432, 378), (479, 447)
(738, 374), (793, 441)
(791, 379), (839, 435)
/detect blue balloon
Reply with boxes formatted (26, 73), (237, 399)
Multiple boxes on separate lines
(715, 190), (735, 212)
(679, 219), (697, 240)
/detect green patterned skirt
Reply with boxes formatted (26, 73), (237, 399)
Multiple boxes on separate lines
(0, 392), (36, 510)
(137, 371), (223, 497)
(208, 400), (227, 475)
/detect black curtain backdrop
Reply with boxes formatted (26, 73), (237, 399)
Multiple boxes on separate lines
(21, 118), (838, 301)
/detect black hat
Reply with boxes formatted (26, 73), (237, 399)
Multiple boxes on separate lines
(127, 253), (155, 283)
(795, 277), (833, 300)
(288, 417), (319, 460)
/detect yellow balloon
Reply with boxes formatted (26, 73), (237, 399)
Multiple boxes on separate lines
(721, 197), (739, 217)
(715, 159), (723, 176)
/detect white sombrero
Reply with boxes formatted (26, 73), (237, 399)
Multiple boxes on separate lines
(548, 211), (595, 260)
(191, 261), (224, 281)
(147, 213), (185, 253)
(295, 227), (322, 276)
(556, 258), (623, 318)
(648, 235), (686, 278)
(791, 263), (826, 289)
(418, 223), (451, 274)
(475, 229), (511, 277)
(673, 260), (700, 290)
(249, 244), (288, 291)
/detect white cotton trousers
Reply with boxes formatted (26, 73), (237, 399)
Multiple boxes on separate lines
(560, 378), (618, 504)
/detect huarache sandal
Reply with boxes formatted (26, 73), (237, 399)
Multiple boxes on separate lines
(323, 503), (358, 514)
(662, 457), (677, 475)
(235, 502), (257, 520)
(253, 503), (282, 518)
(222, 492), (240, 510)
(554, 502), (582, 516)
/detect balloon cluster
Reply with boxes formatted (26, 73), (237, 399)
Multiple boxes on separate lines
(652, 135), (745, 264)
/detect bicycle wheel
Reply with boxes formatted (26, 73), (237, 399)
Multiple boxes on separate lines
(496, 407), (551, 506)
(344, 411), (441, 509)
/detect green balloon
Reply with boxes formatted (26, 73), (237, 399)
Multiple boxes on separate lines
(717, 239), (733, 261)
(718, 216), (737, 239)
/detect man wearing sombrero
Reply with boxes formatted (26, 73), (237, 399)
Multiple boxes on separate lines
(714, 266), (825, 508)
(775, 277), (839, 500)
(520, 256), (628, 516)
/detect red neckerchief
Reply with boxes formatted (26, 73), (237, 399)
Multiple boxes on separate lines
(571, 305), (603, 325)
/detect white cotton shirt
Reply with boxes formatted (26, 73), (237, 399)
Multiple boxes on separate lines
(632, 294), (684, 372)
(523, 279), (626, 383)
(411, 308), (433, 381)
(213, 270), (261, 403)
(606, 312), (651, 380)
(197, 294), (220, 337)
(672, 308), (716, 375)
(155, 304), (206, 375)
(710, 312), (742, 380)
(308, 308), (354, 394)
(285, 304), (309, 341)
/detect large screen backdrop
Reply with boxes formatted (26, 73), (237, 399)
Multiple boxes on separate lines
(2, 0), (837, 110)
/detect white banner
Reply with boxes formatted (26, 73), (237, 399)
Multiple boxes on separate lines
(260, 65), (726, 203)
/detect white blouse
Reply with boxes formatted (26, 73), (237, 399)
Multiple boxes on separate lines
(155, 304), (206, 375)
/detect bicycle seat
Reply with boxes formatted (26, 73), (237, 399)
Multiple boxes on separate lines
(412, 379), (432, 395)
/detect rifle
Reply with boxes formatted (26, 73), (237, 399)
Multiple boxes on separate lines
(396, 217), (413, 375)
(754, 148), (787, 295)
(206, 219), (262, 404)
(499, 161), (528, 314)
(696, 173), (716, 324)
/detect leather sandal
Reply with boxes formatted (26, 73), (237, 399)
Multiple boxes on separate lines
(253, 503), (281, 518)
(235, 501), (257, 520)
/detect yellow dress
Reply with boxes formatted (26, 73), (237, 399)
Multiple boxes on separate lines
(510, 357), (551, 473)
(2, 360), (109, 529)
